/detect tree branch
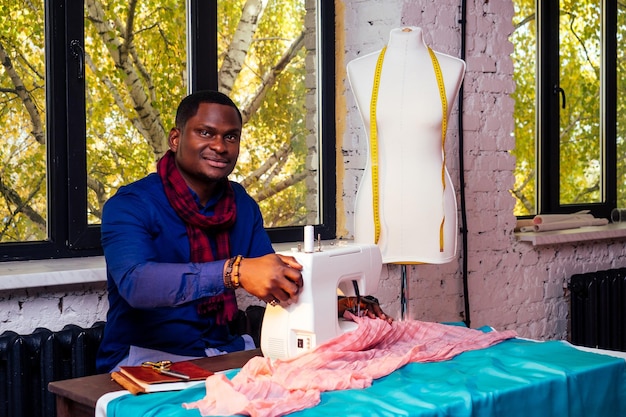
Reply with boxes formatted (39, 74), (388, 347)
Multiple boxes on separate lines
(0, 173), (46, 235)
(241, 31), (305, 124)
(240, 140), (292, 188)
(218, 0), (269, 95)
(84, 52), (151, 140)
(85, 0), (167, 159)
(252, 171), (307, 203)
(0, 39), (45, 145)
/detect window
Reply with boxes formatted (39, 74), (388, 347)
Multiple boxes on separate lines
(0, 0), (335, 261)
(512, 0), (624, 218)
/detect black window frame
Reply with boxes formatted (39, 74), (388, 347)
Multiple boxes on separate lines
(535, 0), (617, 218)
(0, 0), (335, 261)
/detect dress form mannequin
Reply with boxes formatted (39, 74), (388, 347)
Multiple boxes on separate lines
(347, 27), (465, 264)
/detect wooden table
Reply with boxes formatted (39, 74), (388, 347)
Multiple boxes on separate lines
(48, 348), (261, 417)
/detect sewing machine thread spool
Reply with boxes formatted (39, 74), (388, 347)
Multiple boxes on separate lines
(304, 225), (314, 253)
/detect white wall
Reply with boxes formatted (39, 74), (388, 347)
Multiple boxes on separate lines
(337, 0), (626, 340)
(0, 258), (108, 334)
(3, 0), (626, 340)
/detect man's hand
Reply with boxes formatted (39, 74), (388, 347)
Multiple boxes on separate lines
(238, 254), (303, 306)
(338, 296), (393, 323)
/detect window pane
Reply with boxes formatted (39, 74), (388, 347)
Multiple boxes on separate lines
(558, 0), (602, 206)
(617, 3), (626, 207)
(0, 0), (47, 242)
(511, 0), (537, 216)
(85, 1), (187, 225)
(218, 0), (316, 228)
(0, 0), (320, 250)
(86, 0), (316, 229)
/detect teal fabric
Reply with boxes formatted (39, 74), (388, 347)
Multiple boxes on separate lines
(107, 339), (626, 417)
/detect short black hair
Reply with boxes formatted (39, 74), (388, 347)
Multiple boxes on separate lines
(175, 90), (243, 129)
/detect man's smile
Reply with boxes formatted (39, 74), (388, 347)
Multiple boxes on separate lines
(203, 156), (230, 169)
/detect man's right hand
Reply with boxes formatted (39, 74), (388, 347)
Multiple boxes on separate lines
(237, 253), (303, 306)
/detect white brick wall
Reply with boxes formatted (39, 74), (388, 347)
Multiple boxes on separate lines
(0, 283), (108, 334)
(3, 0), (626, 342)
(339, 0), (626, 341)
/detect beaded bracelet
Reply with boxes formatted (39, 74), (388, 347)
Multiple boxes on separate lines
(231, 255), (243, 288)
(224, 255), (244, 289)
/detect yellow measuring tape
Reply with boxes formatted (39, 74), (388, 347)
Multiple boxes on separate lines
(369, 46), (448, 251)
(369, 47), (387, 244)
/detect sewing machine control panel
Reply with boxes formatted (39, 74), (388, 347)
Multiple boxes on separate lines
(296, 334), (313, 351)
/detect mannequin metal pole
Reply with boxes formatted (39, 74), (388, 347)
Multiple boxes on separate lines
(401, 264), (409, 320)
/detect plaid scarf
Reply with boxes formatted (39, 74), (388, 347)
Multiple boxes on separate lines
(157, 150), (238, 325)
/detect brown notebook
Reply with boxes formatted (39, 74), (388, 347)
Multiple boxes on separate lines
(111, 361), (213, 394)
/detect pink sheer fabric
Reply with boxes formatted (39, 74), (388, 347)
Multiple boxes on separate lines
(184, 314), (517, 417)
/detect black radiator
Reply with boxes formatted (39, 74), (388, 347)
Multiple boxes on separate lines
(0, 322), (105, 417)
(569, 268), (626, 352)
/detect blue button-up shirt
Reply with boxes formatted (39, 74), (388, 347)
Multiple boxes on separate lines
(96, 173), (273, 372)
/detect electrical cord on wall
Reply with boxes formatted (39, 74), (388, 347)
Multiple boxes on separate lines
(458, 0), (470, 328)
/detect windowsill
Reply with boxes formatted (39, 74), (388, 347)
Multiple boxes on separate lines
(515, 222), (626, 246)
(0, 256), (106, 291)
(4, 226), (626, 290)
(0, 241), (309, 291)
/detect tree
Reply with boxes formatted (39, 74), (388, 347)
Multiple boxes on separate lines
(0, 0), (312, 242)
(511, 0), (537, 215)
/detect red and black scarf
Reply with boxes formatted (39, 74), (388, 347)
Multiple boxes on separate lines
(157, 150), (238, 325)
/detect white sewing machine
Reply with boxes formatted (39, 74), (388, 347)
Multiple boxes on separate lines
(260, 238), (383, 360)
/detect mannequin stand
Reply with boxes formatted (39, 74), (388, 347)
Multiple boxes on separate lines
(401, 264), (409, 320)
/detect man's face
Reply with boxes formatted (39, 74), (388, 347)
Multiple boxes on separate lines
(169, 102), (241, 187)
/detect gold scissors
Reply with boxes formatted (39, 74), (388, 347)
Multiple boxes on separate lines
(142, 360), (190, 380)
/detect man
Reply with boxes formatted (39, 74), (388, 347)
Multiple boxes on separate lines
(96, 90), (388, 373)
